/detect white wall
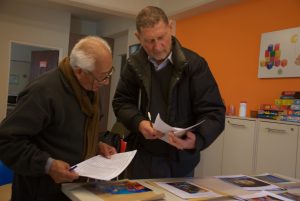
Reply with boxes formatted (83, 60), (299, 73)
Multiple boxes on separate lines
(159, 0), (214, 16)
(97, 17), (135, 38)
(0, 0), (71, 120)
(71, 18), (98, 35)
(49, 0), (236, 19)
(51, 0), (159, 17)
(107, 33), (129, 130)
(96, 15), (138, 129)
(127, 26), (140, 48)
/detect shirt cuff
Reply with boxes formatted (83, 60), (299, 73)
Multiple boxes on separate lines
(45, 157), (54, 174)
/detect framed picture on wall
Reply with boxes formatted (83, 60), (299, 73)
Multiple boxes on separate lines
(258, 26), (300, 78)
(9, 74), (19, 85)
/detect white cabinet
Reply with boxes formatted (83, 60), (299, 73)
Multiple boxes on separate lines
(196, 117), (256, 177)
(221, 117), (256, 175)
(195, 117), (300, 179)
(195, 133), (224, 177)
(255, 121), (299, 178)
(297, 133), (300, 179)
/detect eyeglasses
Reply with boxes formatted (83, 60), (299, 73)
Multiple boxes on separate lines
(85, 67), (114, 85)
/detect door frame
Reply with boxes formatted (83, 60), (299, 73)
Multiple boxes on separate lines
(6, 40), (62, 116)
(9, 40), (63, 61)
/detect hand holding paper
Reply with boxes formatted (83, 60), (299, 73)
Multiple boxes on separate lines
(69, 150), (137, 181)
(153, 114), (205, 143)
(168, 131), (197, 150)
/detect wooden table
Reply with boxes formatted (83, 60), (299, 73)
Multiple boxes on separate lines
(0, 183), (12, 201)
(62, 175), (300, 201)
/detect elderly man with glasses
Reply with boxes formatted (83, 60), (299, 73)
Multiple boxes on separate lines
(84, 66), (115, 89)
(0, 36), (117, 201)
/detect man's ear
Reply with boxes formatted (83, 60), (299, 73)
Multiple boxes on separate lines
(169, 20), (173, 30)
(169, 20), (173, 26)
(74, 67), (81, 74)
(73, 67), (82, 78)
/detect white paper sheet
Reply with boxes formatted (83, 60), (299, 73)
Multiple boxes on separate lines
(153, 114), (205, 143)
(70, 150), (137, 181)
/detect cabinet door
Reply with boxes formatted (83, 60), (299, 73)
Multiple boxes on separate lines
(222, 118), (256, 175)
(195, 133), (224, 177)
(256, 122), (298, 178)
(297, 130), (300, 179)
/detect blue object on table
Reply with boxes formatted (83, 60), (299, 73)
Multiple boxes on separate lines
(0, 160), (13, 185)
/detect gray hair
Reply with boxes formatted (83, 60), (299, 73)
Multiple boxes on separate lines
(136, 6), (169, 33)
(69, 36), (111, 71)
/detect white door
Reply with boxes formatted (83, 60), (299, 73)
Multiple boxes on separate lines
(256, 121), (298, 178)
(222, 117), (256, 175)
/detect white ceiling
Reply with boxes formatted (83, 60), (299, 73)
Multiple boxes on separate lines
(21, 0), (242, 22)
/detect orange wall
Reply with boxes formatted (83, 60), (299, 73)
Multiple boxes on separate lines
(176, 0), (300, 116)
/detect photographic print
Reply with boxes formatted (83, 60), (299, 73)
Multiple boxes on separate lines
(84, 180), (151, 195)
(83, 180), (164, 201)
(166, 181), (207, 194)
(155, 181), (222, 199)
(238, 191), (293, 201)
(216, 175), (281, 191)
(254, 174), (291, 184)
(278, 192), (300, 201)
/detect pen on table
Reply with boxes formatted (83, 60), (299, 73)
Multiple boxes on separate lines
(69, 165), (77, 171)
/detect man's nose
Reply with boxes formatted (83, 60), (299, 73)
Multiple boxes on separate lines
(101, 79), (110, 86)
(153, 41), (162, 51)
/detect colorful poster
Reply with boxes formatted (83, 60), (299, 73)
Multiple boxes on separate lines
(258, 26), (300, 78)
(83, 180), (164, 201)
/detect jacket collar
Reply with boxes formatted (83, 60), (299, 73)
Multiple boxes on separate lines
(171, 36), (188, 70)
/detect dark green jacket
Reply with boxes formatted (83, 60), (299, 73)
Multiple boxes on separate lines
(113, 37), (225, 176)
(0, 67), (86, 200)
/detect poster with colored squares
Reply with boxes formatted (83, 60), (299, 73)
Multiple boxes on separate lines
(258, 26), (300, 78)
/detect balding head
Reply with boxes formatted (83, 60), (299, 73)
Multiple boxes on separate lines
(70, 36), (113, 91)
(70, 36), (112, 71)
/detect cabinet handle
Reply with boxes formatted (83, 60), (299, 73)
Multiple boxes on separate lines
(227, 121), (246, 128)
(265, 128), (287, 134)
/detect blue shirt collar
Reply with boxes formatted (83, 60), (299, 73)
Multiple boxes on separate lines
(148, 52), (173, 71)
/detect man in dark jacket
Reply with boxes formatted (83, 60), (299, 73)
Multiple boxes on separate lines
(113, 6), (225, 179)
(0, 36), (117, 201)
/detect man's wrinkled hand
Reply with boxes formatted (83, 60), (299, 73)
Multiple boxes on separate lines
(138, 120), (164, 139)
(98, 142), (117, 158)
(168, 131), (196, 150)
(48, 160), (79, 183)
